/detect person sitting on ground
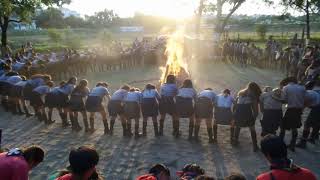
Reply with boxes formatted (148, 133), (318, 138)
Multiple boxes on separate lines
(177, 163), (205, 180)
(136, 163), (170, 180)
(256, 134), (316, 180)
(0, 145), (45, 180)
(224, 173), (246, 180)
(56, 146), (100, 180)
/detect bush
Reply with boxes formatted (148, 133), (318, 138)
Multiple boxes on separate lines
(255, 24), (268, 40)
(63, 29), (82, 49)
(48, 28), (63, 43)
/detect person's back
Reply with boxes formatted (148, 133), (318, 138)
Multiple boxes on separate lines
(257, 167), (316, 180)
(0, 151), (29, 180)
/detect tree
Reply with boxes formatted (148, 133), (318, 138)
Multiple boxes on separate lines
(255, 24), (268, 40)
(35, 7), (65, 29)
(48, 28), (63, 43)
(278, 0), (320, 39)
(0, 0), (71, 55)
(85, 9), (119, 28)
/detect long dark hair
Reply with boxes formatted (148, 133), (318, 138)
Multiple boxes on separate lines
(73, 79), (88, 93)
(238, 82), (262, 100)
(181, 79), (193, 88)
(166, 74), (176, 84)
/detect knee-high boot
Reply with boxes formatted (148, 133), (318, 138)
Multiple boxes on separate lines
(296, 129), (309, 148)
(109, 119), (115, 135)
(89, 118), (95, 133)
(23, 105), (33, 117)
(103, 119), (109, 135)
(175, 119), (180, 138)
(153, 119), (159, 137)
(121, 120), (127, 137)
(230, 126), (235, 142)
(127, 120), (133, 137)
(213, 124), (218, 143)
(135, 119), (140, 137)
(194, 124), (200, 141)
(159, 119), (164, 136)
(250, 128), (259, 152)
(143, 120), (147, 136)
(232, 127), (241, 146)
(310, 127), (320, 144)
(60, 113), (68, 127)
(188, 119), (194, 140)
(288, 129), (298, 152)
(83, 116), (89, 133)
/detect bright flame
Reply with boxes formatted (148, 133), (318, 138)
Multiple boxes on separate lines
(159, 30), (190, 84)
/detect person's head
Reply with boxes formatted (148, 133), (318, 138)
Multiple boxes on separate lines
(223, 89), (231, 96)
(181, 79), (193, 89)
(20, 75), (27, 81)
(241, 82), (261, 98)
(224, 173), (246, 180)
(260, 134), (287, 163)
(46, 81), (54, 88)
(22, 145), (45, 169)
(130, 88), (136, 92)
(166, 75), (176, 84)
(177, 163), (205, 180)
(121, 84), (130, 91)
(196, 175), (215, 180)
(145, 83), (156, 90)
(78, 79), (88, 88)
(263, 86), (272, 93)
(69, 146), (99, 179)
(149, 164), (170, 180)
(3, 64), (11, 72)
(59, 81), (66, 87)
(68, 77), (77, 85)
(43, 74), (52, 82)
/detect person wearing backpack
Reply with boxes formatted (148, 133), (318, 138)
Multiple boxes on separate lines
(257, 134), (316, 180)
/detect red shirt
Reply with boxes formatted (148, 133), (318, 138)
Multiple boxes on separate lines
(135, 174), (157, 180)
(55, 174), (73, 180)
(0, 152), (29, 180)
(256, 168), (317, 180)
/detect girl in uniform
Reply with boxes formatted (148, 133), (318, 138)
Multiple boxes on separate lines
(30, 81), (54, 124)
(6, 75), (23, 114)
(123, 88), (142, 137)
(141, 84), (161, 137)
(159, 75), (178, 136)
(69, 79), (90, 132)
(233, 82), (262, 152)
(194, 88), (217, 143)
(214, 89), (234, 143)
(85, 82), (110, 134)
(176, 79), (197, 139)
(11, 76), (30, 116)
(45, 81), (65, 124)
(108, 85), (130, 136)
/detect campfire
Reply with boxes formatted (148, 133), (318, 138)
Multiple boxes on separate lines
(159, 31), (190, 85)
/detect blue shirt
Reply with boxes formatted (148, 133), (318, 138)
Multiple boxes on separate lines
(177, 88), (197, 99)
(12, 62), (25, 71)
(58, 84), (75, 95)
(282, 83), (306, 108)
(28, 78), (45, 87)
(111, 89), (128, 101)
(160, 83), (178, 97)
(6, 76), (22, 85)
(33, 85), (51, 95)
(216, 94), (234, 108)
(15, 81), (28, 87)
(0, 74), (9, 82)
(89, 86), (110, 97)
(198, 90), (217, 102)
(125, 91), (142, 103)
(142, 89), (160, 100)
(72, 87), (90, 97)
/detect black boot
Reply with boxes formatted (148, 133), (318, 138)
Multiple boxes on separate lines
(309, 127), (320, 144)
(83, 117), (89, 133)
(194, 124), (200, 141)
(250, 129), (259, 152)
(230, 126), (235, 142)
(135, 120), (140, 138)
(188, 120), (194, 141)
(1, 98), (9, 112)
(103, 119), (109, 135)
(60, 113), (69, 127)
(109, 119), (115, 135)
(24, 105), (33, 117)
(159, 119), (164, 136)
(232, 127), (240, 146)
(207, 127), (214, 143)
(288, 129), (298, 152)
(127, 120), (133, 137)
(175, 120), (180, 138)
(121, 120), (127, 137)
(297, 129), (309, 149)
(153, 120), (159, 137)
(36, 111), (42, 122)
(73, 116), (82, 132)
(213, 124), (218, 143)
(16, 104), (24, 115)
(143, 121), (147, 136)
(89, 118), (95, 133)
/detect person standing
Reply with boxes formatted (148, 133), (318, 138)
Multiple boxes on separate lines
(280, 77), (306, 152)
(123, 88), (142, 137)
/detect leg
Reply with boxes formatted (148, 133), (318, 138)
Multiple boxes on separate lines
(175, 117), (180, 138)
(233, 126), (241, 146)
(159, 114), (165, 136)
(127, 118), (133, 137)
(134, 118), (140, 137)
(211, 119), (217, 143)
(249, 126), (259, 152)
(81, 111), (89, 132)
(279, 128), (286, 141)
(21, 99), (32, 117)
(89, 112), (95, 133)
(109, 116), (116, 135)
(188, 116), (195, 140)
(288, 128), (298, 152)
(230, 120), (235, 142)
(152, 116), (159, 137)
(100, 110), (109, 135)
(142, 118), (148, 136)
(120, 115), (127, 136)
(194, 118), (201, 141)
(296, 126), (310, 149)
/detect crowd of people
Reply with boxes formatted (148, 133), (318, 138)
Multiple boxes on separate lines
(0, 135), (317, 180)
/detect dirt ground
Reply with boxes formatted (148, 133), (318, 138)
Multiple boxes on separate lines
(1, 61), (319, 180)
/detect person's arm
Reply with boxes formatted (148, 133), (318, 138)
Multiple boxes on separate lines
(252, 99), (259, 119)
(259, 96), (264, 113)
(12, 163), (29, 180)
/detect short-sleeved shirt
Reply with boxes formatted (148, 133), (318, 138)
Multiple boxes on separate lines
(15, 81), (28, 87)
(198, 90), (217, 102)
(33, 85), (51, 95)
(89, 86), (110, 97)
(260, 92), (283, 110)
(6, 76), (22, 85)
(0, 153), (29, 180)
(110, 89), (128, 101)
(305, 90), (320, 107)
(125, 91), (142, 103)
(142, 89), (160, 100)
(12, 62), (25, 71)
(256, 168), (316, 180)
(28, 78), (45, 87)
(216, 94), (234, 108)
(160, 83), (178, 97)
(71, 87), (90, 97)
(177, 88), (197, 99)
(282, 83), (306, 108)
(58, 84), (75, 95)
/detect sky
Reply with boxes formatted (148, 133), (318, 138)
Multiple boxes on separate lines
(66, 0), (291, 19)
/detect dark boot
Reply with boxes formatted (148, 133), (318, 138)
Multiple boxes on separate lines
(16, 104), (24, 115)
(23, 105), (33, 117)
(230, 126), (235, 142)
(83, 117), (89, 133)
(103, 119), (109, 135)
(36, 111), (42, 122)
(175, 120), (180, 138)
(73, 116), (82, 132)
(143, 121), (147, 136)
(250, 129), (259, 152)
(297, 129), (309, 149)
(60, 113), (69, 127)
(232, 127), (241, 146)
(127, 120), (133, 137)
(194, 124), (200, 141)
(288, 129), (298, 152)
(159, 119), (164, 136)
(89, 118), (95, 133)
(207, 127), (214, 143)
(188, 120), (194, 141)
(153, 120), (159, 137)
(109, 119), (115, 135)
(172, 119), (176, 136)
(135, 120), (140, 138)
(121, 120), (127, 137)
(1, 99), (9, 112)
(213, 124), (218, 143)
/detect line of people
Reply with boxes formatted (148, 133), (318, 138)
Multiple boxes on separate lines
(0, 135), (317, 180)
